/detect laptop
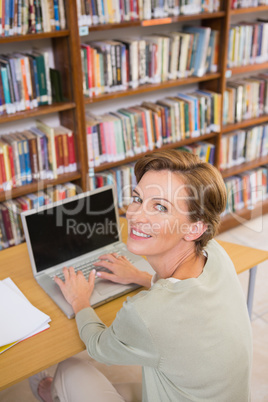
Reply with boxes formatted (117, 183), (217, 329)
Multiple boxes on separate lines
(21, 185), (154, 319)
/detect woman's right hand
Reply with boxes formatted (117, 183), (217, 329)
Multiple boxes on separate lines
(93, 253), (152, 288)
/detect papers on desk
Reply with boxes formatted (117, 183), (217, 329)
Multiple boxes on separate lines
(0, 278), (51, 354)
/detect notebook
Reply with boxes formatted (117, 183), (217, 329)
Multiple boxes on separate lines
(21, 186), (154, 319)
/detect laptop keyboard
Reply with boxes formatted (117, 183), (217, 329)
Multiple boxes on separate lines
(51, 250), (133, 281)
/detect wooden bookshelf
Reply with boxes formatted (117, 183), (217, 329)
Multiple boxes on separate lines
(0, 0), (89, 214)
(222, 115), (268, 133)
(0, 30), (70, 44)
(0, 172), (81, 203)
(1, 0), (268, 250)
(229, 61), (268, 76)
(94, 132), (218, 173)
(0, 102), (76, 124)
(221, 156), (268, 179)
(219, 199), (268, 233)
(84, 73), (221, 104)
(230, 5), (268, 15)
(85, 11), (226, 32)
(79, 0), (268, 232)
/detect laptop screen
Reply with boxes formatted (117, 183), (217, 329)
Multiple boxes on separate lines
(24, 188), (120, 273)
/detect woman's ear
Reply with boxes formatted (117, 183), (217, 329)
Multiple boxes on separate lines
(184, 221), (208, 242)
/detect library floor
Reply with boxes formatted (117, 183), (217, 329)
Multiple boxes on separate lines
(1, 214), (268, 402)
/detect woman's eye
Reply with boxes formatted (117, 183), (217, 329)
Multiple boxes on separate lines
(132, 196), (142, 204)
(155, 204), (167, 212)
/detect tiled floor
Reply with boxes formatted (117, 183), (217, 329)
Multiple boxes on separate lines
(1, 215), (267, 401)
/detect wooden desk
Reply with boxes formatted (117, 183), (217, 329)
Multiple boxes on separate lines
(0, 219), (267, 391)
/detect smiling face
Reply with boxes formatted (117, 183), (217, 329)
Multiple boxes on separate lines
(126, 170), (197, 272)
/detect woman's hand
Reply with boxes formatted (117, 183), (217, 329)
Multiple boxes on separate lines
(54, 267), (95, 314)
(94, 253), (152, 288)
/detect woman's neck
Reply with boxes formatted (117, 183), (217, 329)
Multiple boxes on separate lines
(147, 245), (207, 280)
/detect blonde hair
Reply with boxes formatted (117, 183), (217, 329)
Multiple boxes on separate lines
(134, 149), (227, 255)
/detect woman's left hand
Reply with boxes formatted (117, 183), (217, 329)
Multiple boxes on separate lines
(54, 267), (95, 314)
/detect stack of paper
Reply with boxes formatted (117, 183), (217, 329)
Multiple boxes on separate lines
(0, 278), (51, 354)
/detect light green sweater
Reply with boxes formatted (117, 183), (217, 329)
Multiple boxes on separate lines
(76, 240), (252, 401)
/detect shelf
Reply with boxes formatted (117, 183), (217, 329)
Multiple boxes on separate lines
(219, 199), (268, 233)
(0, 102), (76, 124)
(83, 12), (226, 33)
(0, 30), (70, 43)
(222, 114), (268, 133)
(221, 156), (268, 179)
(228, 61), (268, 76)
(0, 172), (82, 203)
(230, 5), (268, 15)
(85, 73), (221, 104)
(94, 132), (218, 172)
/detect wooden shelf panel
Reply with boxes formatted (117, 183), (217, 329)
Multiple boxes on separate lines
(85, 73), (221, 104)
(219, 199), (268, 233)
(221, 156), (268, 179)
(0, 172), (81, 203)
(0, 102), (76, 124)
(228, 61), (268, 76)
(94, 132), (218, 173)
(222, 115), (268, 133)
(0, 30), (70, 43)
(84, 12), (226, 32)
(230, 5), (268, 15)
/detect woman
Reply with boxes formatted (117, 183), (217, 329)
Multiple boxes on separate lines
(30, 150), (252, 402)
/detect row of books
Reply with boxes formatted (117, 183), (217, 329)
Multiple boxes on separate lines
(220, 124), (268, 171)
(77, 0), (221, 26)
(86, 90), (221, 167)
(223, 74), (268, 125)
(227, 20), (268, 68)
(0, 0), (66, 37)
(0, 52), (64, 116)
(81, 27), (219, 97)
(0, 182), (77, 250)
(223, 166), (268, 215)
(91, 141), (215, 207)
(0, 121), (77, 192)
(179, 142), (215, 164)
(231, 0), (268, 8)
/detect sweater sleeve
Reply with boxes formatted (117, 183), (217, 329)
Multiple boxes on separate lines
(75, 299), (160, 368)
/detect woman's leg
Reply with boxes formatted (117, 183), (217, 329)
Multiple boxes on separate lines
(51, 357), (142, 402)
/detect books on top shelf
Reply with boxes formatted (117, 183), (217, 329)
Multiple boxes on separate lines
(0, 51), (64, 116)
(80, 28), (219, 96)
(0, 277), (51, 354)
(0, 0), (66, 37)
(85, 90), (221, 168)
(223, 74), (268, 125)
(0, 122), (77, 192)
(0, 182), (77, 250)
(223, 165), (268, 216)
(76, 0), (221, 27)
(227, 20), (268, 68)
(220, 124), (268, 170)
(231, 1), (268, 9)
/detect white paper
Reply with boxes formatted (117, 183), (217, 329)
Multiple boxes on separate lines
(0, 278), (51, 347)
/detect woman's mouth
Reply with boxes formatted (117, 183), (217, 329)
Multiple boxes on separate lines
(131, 229), (152, 239)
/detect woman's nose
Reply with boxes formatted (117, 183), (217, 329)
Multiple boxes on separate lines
(126, 203), (148, 223)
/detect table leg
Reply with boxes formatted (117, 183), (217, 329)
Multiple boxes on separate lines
(247, 265), (258, 320)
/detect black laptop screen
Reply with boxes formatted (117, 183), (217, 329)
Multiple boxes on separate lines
(25, 188), (120, 272)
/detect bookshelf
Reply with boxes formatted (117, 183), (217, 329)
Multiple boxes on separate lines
(1, 0), (268, 251)
(79, 0), (268, 233)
